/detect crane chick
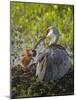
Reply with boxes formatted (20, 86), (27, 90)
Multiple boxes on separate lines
(19, 48), (33, 71)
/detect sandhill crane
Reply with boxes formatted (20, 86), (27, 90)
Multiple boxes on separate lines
(36, 26), (71, 81)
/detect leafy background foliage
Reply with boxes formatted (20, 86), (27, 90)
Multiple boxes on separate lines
(10, 2), (74, 98)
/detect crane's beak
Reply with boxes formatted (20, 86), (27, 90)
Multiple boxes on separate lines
(46, 29), (53, 37)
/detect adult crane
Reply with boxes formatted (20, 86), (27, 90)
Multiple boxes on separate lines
(35, 26), (71, 81)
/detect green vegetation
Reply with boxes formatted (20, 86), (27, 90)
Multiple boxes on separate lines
(10, 2), (74, 99)
(11, 2), (74, 52)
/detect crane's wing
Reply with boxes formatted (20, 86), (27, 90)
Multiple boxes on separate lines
(44, 46), (71, 81)
(36, 45), (71, 81)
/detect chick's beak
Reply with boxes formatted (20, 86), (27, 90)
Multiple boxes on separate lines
(29, 50), (33, 56)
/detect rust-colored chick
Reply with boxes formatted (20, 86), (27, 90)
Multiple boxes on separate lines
(19, 48), (33, 72)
